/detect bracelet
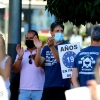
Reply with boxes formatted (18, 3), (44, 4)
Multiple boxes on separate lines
(48, 44), (54, 48)
(18, 57), (23, 60)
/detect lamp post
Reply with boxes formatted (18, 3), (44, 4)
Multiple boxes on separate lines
(8, 0), (22, 100)
(28, 0), (31, 30)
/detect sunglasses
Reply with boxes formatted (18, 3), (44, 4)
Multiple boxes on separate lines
(29, 55), (32, 64)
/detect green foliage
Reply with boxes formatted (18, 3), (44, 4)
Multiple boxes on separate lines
(39, 35), (47, 45)
(44, 0), (100, 26)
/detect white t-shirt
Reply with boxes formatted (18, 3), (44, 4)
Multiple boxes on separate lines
(0, 56), (10, 89)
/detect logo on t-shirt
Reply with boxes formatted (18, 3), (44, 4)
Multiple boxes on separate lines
(79, 56), (95, 69)
(62, 51), (76, 68)
(78, 52), (98, 75)
(45, 51), (57, 66)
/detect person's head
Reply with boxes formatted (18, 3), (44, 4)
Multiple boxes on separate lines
(73, 26), (79, 35)
(50, 22), (64, 42)
(91, 25), (100, 45)
(0, 35), (5, 51)
(25, 30), (39, 49)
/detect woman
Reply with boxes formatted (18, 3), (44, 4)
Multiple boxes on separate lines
(0, 35), (12, 99)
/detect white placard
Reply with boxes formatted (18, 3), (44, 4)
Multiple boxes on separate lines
(0, 76), (8, 100)
(65, 85), (100, 100)
(58, 43), (80, 79)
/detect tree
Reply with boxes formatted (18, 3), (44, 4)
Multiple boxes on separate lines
(44, 0), (100, 26)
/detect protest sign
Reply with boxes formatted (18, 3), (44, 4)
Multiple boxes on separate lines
(58, 43), (80, 79)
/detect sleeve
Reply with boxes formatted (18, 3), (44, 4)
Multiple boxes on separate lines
(41, 46), (46, 59)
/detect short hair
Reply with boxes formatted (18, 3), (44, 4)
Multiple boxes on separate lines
(27, 30), (39, 38)
(91, 25), (100, 41)
(50, 22), (64, 32)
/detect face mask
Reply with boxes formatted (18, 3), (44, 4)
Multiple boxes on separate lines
(25, 40), (34, 48)
(54, 32), (64, 42)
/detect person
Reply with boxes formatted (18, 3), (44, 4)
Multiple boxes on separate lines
(69, 26), (83, 48)
(13, 30), (45, 100)
(0, 35), (12, 99)
(87, 54), (100, 100)
(34, 22), (70, 100)
(72, 25), (100, 87)
(87, 60), (100, 100)
(87, 80), (99, 100)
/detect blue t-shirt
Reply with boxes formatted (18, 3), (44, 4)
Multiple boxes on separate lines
(41, 41), (70, 89)
(73, 46), (100, 86)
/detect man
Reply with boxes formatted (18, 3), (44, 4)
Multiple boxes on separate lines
(72, 25), (100, 87)
(34, 22), (70, 100)
(13, 30), (45, 100)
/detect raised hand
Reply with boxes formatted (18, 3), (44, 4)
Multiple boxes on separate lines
(46, 37), (54, 47)
(87, 80), (99, 100)
(16, 44), (24, 58)
(33, 35), (42, 49)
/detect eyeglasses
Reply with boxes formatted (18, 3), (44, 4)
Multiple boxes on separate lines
(29, 55), (32, 64)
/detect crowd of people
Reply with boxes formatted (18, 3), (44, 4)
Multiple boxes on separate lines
(0, 22), (100, 100)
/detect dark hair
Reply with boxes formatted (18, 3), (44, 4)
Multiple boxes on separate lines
(28, 30), (39, 38)
(50, 22), (64, 32)
(91, 25), (100, 41)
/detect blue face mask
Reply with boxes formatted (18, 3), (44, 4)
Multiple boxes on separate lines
(54, 32), (64, 42)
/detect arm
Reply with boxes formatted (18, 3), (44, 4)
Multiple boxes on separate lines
(87, 80), (99, 100)
(33, 36), (45, 68)
(72, 68), (80, 88)
(13, 44), (24, 73)
(13, 56), (22, 73)
(34, 48), (45, 69)
(46, 37), (60, 62)
(69, 78), (73, 85)
(0, 57), (12, 80)
(49, 46), (60, 62)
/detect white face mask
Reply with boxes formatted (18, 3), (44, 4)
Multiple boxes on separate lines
(54, 32), (64, 42)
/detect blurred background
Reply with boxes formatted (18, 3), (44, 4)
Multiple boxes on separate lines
(0, 1), (94, 100)
(0, 0), (93, 52)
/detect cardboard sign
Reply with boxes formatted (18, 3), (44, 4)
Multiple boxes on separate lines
(0, 76), (8, 100)
(65, 85), (100, 100)
(58, 43), (80, 79)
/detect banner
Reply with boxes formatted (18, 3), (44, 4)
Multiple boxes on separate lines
(58, 43), (80, 79)
(0, 76), (8, 100)
(65, 85), (100, 100)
